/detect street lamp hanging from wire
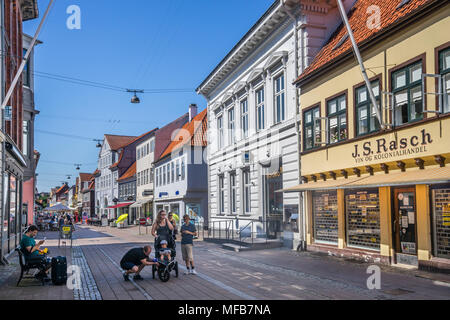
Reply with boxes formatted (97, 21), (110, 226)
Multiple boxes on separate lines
(127, 89), (144, 104)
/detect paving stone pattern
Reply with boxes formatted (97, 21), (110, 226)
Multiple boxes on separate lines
(72, 245), (102, 300)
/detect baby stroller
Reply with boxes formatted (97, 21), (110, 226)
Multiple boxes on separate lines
(152, 235), (179, 282)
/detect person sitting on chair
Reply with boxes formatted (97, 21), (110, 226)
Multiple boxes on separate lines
(20, 225), (51, 282)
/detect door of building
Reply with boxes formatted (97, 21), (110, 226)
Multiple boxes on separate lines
(393, 188), (418, 266)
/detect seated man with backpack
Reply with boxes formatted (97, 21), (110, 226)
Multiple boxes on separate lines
(20, 225), (52, 282)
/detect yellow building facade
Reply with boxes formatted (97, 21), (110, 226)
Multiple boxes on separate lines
(290, 1), (450, 270)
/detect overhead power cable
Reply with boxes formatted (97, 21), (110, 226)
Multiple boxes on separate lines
(33, 71), (194, 94)
(35, 129), (98, 141)
(39, 160), (97, 166)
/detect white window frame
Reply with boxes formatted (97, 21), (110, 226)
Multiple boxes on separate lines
(256, 87), (265, 131)
(217, 115), (224, 149)
(274, 73), (286, 124)
(240, 99), (249, 139)
(228, 107), (235, 145)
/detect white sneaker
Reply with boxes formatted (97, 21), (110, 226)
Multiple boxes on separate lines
(184, 270), (190, 275)
(191, 269), (197, 275)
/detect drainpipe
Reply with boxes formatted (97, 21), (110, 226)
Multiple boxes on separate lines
(282, 0), (306, 250)
(336, 0), (385, 130)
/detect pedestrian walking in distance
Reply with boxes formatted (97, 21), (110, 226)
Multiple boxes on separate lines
(120, 246), (159, 281)
(180, 215), (197, 275)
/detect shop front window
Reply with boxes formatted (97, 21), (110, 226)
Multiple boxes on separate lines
(265, 160), (283, 217)
(313, 191), (338, 244)
(432, 187), (450, 259)
(170, 204), (180, 215)
(284, 205), (299, 233)
(346, 190), (380, 250)
(2, 174), (8, 234)
(10, 176), (17, 236)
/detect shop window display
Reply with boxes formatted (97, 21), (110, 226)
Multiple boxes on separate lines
(313, 192), (338, 243)
(433, 187), (450, 259)
(346, 190), (380, 250)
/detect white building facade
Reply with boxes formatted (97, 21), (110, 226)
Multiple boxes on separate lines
(197, 0), (349, 247)
(94, 135), (136, 219)
(132, 134), (156, 220)
(154, 109), (208, 224)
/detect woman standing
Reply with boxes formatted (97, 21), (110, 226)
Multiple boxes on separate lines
(151, 210), (174, 241)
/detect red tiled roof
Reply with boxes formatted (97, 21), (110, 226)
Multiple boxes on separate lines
(154, 113), (189, 161)
(79, 173), (93, 182)
(127, 128), (158, 146)
(294, 0), (436, 85)
(160, 109), (207, 159)
(118, 162), (136, 182)
(56, 184), (67, 195)
(105, 134), (137, 151)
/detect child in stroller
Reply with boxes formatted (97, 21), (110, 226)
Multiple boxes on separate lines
(159, 240), (172, 262)
(152, 236), (179, 282)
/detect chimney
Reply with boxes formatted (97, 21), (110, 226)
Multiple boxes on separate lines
(189, 103), (198, 122)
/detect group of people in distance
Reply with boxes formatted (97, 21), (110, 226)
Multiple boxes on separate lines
(120, 210), (198, 281)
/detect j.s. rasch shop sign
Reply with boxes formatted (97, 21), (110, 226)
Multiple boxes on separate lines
(352, 129), (433, 164)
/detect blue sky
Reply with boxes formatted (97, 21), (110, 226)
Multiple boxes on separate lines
(23, 0), (274, 192)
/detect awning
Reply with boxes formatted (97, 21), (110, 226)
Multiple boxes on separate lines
(281, 175), (366, 193)
(343, 165), (450, 188)
(281, 166), (450, 193)
(130, 199), (153, 208)
(107, 202), (134, 209)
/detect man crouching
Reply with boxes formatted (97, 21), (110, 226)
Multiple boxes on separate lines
(120, 245), (158, 281)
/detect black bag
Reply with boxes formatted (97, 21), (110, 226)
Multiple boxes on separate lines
(51, 256), (67, 285)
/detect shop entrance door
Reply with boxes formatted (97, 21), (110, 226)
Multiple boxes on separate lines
(393, 188), (418, 266)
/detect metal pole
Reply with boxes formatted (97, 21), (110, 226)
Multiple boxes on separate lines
(336, 0), (385, 130)
(0, 0), (55, 112)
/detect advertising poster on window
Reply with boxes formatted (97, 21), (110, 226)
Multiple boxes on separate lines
(186, 203), (202, 223)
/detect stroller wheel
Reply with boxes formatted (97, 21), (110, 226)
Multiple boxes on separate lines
(175, 262), (179, 278)
(158, 268), (170, 282)
(152, 265), (156, 279)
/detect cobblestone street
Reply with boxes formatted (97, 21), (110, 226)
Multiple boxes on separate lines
(0, 224), (449, 300)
